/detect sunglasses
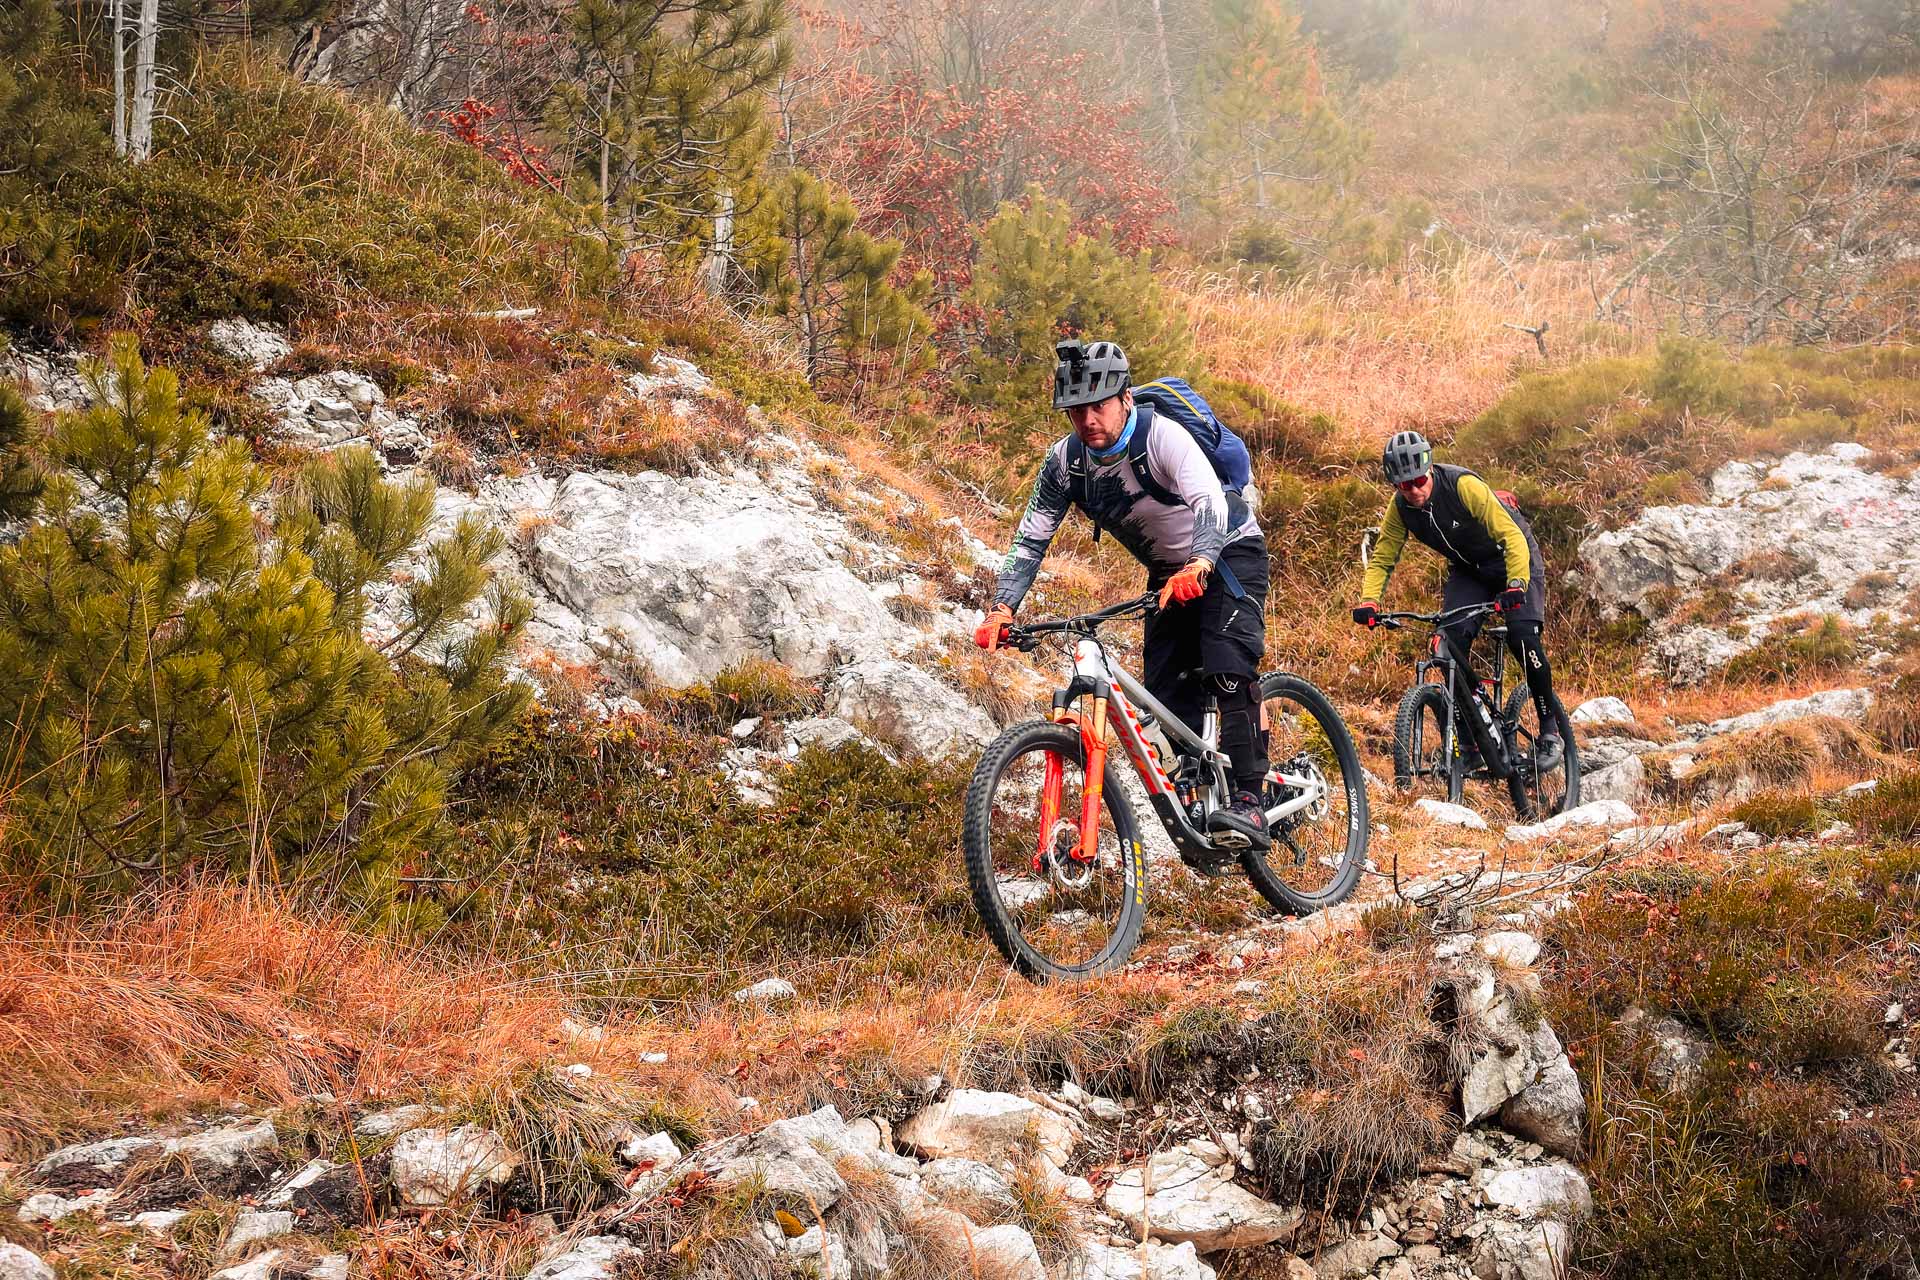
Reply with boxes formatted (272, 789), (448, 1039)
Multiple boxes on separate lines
(1395, 475), (1431, 493)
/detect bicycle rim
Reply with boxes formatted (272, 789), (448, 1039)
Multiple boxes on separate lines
(1504, 689), (1578, 820)
(1245, 675), (1368, 912)
(963, 722), (1144, 981)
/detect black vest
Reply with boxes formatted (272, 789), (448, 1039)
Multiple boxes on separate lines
(1394, 464), (1511, 584)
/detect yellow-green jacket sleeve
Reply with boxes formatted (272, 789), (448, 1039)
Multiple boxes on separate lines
(1458, 475), (1530, 585)
(1360, 500), (1407, 602)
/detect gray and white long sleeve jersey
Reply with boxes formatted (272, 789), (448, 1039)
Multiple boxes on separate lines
(993, 408), (1263, 611)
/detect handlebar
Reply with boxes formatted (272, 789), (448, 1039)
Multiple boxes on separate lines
(1002, 592), (1157, 650)
(1375, 601), (1502, 631)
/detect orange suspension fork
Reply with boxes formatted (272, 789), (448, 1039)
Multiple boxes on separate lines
(1077, 691), (1110, 865)
(1035, 750), (1065, 871)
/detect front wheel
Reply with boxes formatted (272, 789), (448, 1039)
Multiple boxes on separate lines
(963, 720), (1147, 983)
(1242, 674), (1369, 914)
(1503, 687), (1579, 820)
(1394, 683), (1463, 804)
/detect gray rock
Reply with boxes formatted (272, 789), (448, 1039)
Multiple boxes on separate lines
(33, 1136), (162, 1185)
(731, 977), (798, 1005)
(353, 1104), (439, 1138)
(896, 1090), (1077, 1168)
(1075, 1240), (1217, 1280)
(1580, 754), (1646, 806)
(3, 348), (89, 412)
(1617, 1008), (1713, 1096)
(1481, 1163), (1592, 1221)
(1500, 1054), (1586, 1160)
(306, 1257), (350, 1280)
(518, 466), (915, 687)
(1581, 446), (1920, 684)
(1578, 736), (1663, 772)
(1506, 799), (1636, 842)
(1058, 1080), (1126, 1124)
(1691, 687), (1874, 740)
(389, 1125), (518, 1205)
(217, 1210), (296, 1262)
(1312, 1233), (1401, 1278)
(1102, 1141), (1302, 1251)
(0, 1243), (54, 1280)
(17, 1190), (113, 1223)
(207, 319), (293, 371)
(1478, 932), (1541, 969)
(919, 1157), (1014, 1207)
(1471, 1219), (1571, 1280)
(526, 1236), (639, 1280)
(171, 1119), (279, 1171)
(827, 659), (997, 760)
(1415, 798), (1489, 831)
(1569, 696), (1634, 725)
(696, 1105), (895, 1212)
(207, 1251), (289, 1280)
(784, 715), (891, 759)
(969, 1225), (1046, 1280)
(130, 1210), (188, 1236)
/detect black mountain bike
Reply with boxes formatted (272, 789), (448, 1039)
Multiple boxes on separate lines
(1376, 601), (1578, 821)
(963, 594), (1369, 983)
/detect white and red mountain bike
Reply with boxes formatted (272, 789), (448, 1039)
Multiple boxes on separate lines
(964, 593), (1369, 982)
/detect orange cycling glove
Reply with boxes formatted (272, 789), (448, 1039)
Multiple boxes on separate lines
(975, 603), (1014, 650)
(1157, 558), (1212, 609)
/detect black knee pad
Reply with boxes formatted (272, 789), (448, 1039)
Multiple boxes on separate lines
(1208, 672), (1256, 702)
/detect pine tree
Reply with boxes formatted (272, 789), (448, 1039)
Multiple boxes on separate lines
(0, 0), (107, 287)
(1180, 0), (1363, 260)
(547, 0), (792, 260)
(0, 338), (529, 905)
(748, 168), (931, 389)
(963, 191), (1193, 443)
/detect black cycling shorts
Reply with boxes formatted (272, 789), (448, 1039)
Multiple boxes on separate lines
(1143, 536), (1269, 726)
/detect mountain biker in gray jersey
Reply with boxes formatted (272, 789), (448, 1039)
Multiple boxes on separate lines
(1353, 430), (1563, 773)
(975, 339), (1273, 853)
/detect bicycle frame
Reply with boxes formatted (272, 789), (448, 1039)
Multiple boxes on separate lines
(1045, 637), (1328, 862)
(1388, 601), (1510, 785)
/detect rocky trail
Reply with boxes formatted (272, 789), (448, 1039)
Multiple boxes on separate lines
(5, 328), (1916, 1280)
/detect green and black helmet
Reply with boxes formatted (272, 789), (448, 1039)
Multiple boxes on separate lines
(1381, 430), (1433, 485)
(1052, 339), (1130, 410)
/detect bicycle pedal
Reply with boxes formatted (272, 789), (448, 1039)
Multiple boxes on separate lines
(1179, 844), (1242, 877)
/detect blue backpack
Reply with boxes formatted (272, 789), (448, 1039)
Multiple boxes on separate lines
(1065, 378), (1254, 525)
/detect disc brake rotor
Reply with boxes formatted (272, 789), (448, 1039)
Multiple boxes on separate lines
(1046, 818), (1095, 889)
(1285, 753), (1332, 825)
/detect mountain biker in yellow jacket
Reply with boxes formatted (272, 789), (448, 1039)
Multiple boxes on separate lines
(974, 339), (1273, 854)
(1352, 431), (1563, 772)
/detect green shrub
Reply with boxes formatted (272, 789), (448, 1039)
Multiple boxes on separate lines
(1727, 791), (1822, 838)
(440, 728), (974, 993)
(1721, 615), (1856, 686)
(0, 339), (528, 903)
(963, 191), (1192, 443)
(1, 54), (611, 338)
(1843, 769), (1920, 841)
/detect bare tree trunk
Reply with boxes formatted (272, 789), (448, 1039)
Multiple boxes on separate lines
(704, 188), (734, 296)
(127, 0), (160, 161)
(390, 0), (443, 117)
(1148, 0), (1183, 156)
(110, 0), (128, 157)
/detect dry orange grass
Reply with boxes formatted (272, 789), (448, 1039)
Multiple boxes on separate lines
(1169, 254), (1650, 440)
(0, 882), (608, 1156)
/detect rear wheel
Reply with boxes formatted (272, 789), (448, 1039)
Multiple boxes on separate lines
(1394, 683), (1462, 804)
(963, 720), (1146, 982)
(1242, 674), (1369, 914)
(1503, 687), (1579, 820)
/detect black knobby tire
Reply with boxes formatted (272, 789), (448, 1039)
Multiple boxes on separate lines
(1241, 673), (1370, 914)
(1503, 686), (1580, 820)
(963, 720), (1146, 983)
(1394, 683), (1462, 804)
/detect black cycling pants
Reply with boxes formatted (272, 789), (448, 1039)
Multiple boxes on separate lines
(1439, 614), (1557, 739)
(1143, 538), (1270, 791)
